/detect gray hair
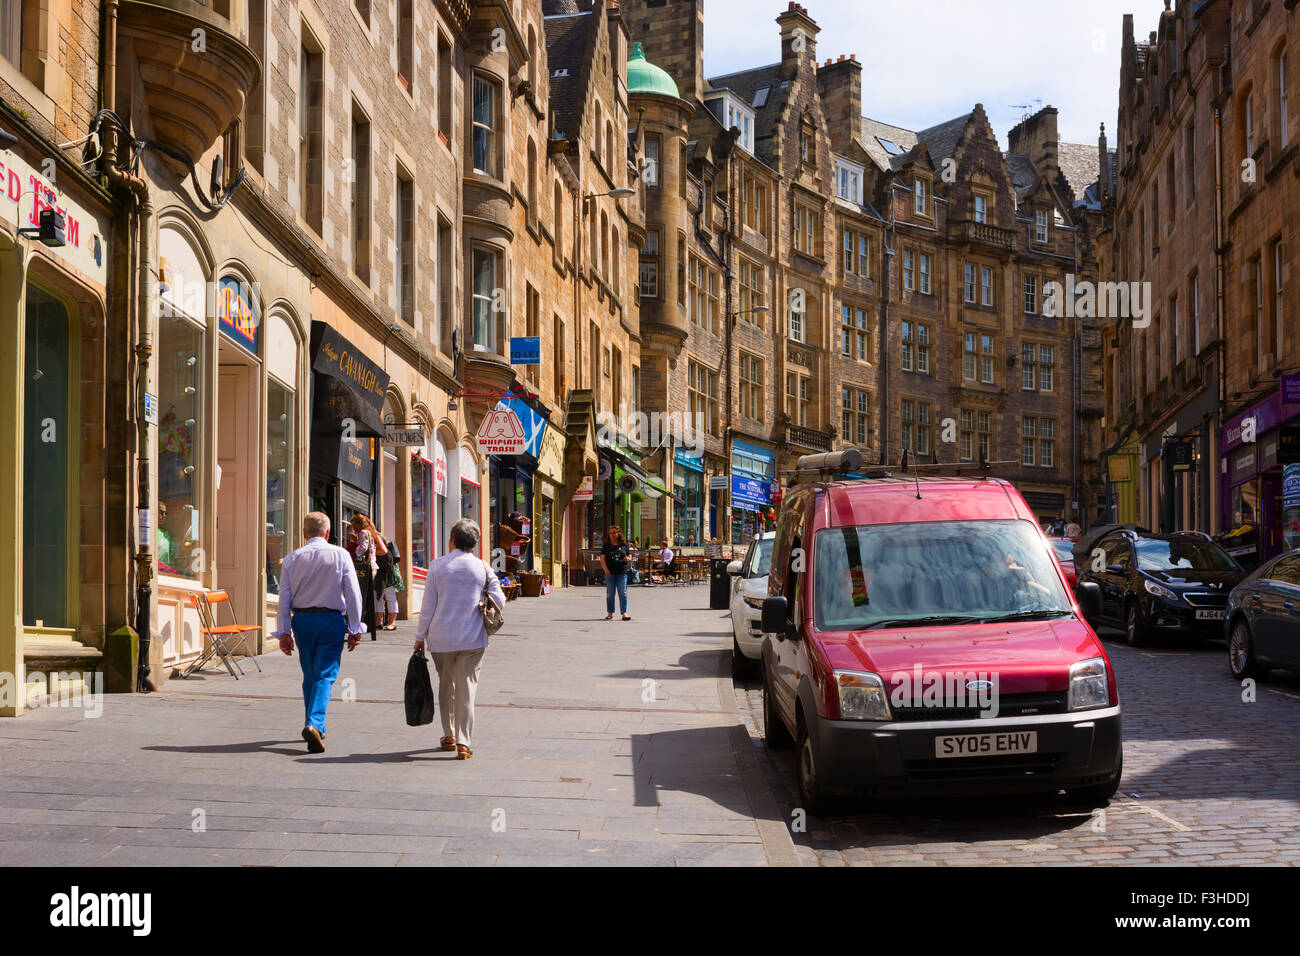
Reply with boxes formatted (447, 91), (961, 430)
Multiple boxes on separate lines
(303, 511), (330, 538)
(450, 518), (480, 552)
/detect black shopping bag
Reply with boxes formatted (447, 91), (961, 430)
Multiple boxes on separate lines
(404, 651), (435, 726)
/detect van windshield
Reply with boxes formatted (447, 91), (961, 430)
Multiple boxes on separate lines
(813, 520), (1073, 632)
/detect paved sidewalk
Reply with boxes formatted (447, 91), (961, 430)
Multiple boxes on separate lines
(0, 583), (798, 867)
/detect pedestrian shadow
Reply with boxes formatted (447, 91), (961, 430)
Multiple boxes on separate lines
(605, 649), (722, 682)
(304, 749), (448, 764)
(144, 740), (304, 757)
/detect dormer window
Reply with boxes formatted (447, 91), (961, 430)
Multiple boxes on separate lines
(914, 176), (928, 216)
(705, 92), (755, 154)
(1035, 209), (1049, 243)
(834, 158), (863, 204)
(974, 194), (988, 223)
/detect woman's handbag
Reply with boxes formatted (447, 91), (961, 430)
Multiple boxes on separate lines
(478, 561), (505, 636)
(404, 651), (435, 726)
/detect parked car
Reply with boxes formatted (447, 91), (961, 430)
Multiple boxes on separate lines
(1226, 549), (1300, 680)
(760, 451), (1122, 813)
(1047, 536), (1079, 590)
(728, 532), (776, 677)
(1075, 529), (1246, 645)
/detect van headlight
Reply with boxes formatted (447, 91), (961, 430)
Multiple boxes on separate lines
(1068, 657), (1110, 711)
(834, 670), (892, 721)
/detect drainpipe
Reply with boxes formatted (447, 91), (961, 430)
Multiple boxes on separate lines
(1212, 101), (1226, 536)
(103, 0), (156, 690)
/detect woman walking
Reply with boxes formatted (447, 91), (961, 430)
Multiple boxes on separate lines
(349, 513), (382, 641)
(600, 525), (631, 620)
(374, 528), (401, 630)
(413, 518), (505, 759)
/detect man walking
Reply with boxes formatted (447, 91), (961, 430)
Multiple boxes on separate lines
(275, 512), (365, 753)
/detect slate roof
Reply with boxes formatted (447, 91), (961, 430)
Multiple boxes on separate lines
(1058, 141), (1101, 203)
(1005, 152), (1040, 202)
(706, 63), (786, 166)
(916, 113), (971, 169)
(543, 10), (593, 139)
(859, 116), (919, 172)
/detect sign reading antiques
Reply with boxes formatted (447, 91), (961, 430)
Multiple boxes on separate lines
(383, 425), (426, 446)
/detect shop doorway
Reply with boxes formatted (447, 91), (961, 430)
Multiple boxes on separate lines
(216, 348), (260, 635)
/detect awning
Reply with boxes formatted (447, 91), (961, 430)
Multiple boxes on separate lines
(310, 321), (390, 436)
(601, 444), (680, 502)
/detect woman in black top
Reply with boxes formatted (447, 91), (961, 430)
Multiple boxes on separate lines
(600, 525), (632, 620)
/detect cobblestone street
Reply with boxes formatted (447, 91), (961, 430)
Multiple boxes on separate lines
(736, 627), (1300, 865)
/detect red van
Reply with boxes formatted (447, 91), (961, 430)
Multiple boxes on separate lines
(760, 452), (1122, 813)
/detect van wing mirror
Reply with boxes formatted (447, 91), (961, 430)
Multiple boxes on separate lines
(1077, 581), (1103, 620)
(726, 560), (743, 576)
(762, 596), (790, 636)
(1106, 563), (1124, 575)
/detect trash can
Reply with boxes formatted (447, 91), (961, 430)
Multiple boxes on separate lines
(520, 572), (544, 597)
(709, 558), (732, 610)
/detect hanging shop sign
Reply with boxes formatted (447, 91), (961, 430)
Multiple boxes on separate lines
(572, 476), (595, 502)
(383, 425), (426, 446)
(476, 406), (526, 454)
(496, 397), (548, 458)
(1166, 440), (1194, 472)
(310, 322), (390, 435)
(217, 275), (260, 354)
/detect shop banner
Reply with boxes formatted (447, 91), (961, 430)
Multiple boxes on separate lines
(674, 448), (704, 472)
(311, 322), (389, 431)
(496, 397), (548, 458)
(217, 275), (260, 354)
(732, 475), (774, 507)
(0, 150), (107, 286)
(476, 407), (526, 455)
(1282, 374), (1300, 406)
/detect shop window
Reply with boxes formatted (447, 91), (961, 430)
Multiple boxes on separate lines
(411, 451), (432, 570)
(266, 380), (294, 594)
(157, 309), (206, 580)
(22, 287), (72, 627)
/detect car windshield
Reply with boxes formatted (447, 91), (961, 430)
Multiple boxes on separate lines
(748, 537), (774, 577)
(1049, 539), (1075, 563)
(813, 520), (1073, 632)
(1135, 538), (1239, 572)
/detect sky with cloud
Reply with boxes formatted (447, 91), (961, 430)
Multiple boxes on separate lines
(701, 0), (1165, 148)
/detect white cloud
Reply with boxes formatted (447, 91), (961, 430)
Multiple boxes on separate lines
(703, 0), (1164, 146)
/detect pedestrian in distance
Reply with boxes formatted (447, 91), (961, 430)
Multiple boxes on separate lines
(413, 518), (505, 760)
(350, 513), (382, 641)
(373, 526), (401, 630)
(274, 511), (365, 753)
(601, 525), (632, 620)
(1064, 515), (1083, 538)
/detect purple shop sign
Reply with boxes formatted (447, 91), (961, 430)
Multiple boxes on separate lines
(1221, 390), (1300, 454)
(1282, 373), (1300, 406)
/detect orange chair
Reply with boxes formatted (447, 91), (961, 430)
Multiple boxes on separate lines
(179, 590), (263, 679)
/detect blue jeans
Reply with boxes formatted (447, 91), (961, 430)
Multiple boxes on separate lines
(292, 610), (347, 735)
(605, 573), (628, 614)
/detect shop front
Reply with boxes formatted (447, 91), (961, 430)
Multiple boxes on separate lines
(673, 447), (705, 546)
(1103, 430), (1140, 526)
(1143, 389), (1218, 535)
(307, 321), (390, 545)
(730, 440), (777, 546)
(1, 141), (112, 713)
(534, 420), (567, 586)
(487, 395), (550, 573)
(1219, 389), (1300, 568)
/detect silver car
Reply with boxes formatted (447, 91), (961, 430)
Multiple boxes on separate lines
(727, 532), (776, 677)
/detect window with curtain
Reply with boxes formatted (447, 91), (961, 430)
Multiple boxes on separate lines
(266, 380), (293, 594)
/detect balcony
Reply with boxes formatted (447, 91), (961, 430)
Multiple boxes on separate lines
(785, 423), (832, 452)
(951, 219), (1015, 252)
(118, 0), (261, 164)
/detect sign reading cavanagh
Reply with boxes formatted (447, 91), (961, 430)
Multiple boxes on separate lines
(311, 322), (389, 414)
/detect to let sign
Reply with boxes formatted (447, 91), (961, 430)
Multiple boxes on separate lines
(510, 336), (541, 365)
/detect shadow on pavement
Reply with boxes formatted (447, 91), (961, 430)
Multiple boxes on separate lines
(628, 728), (756, 817)
(604, 649), (722, 682)
(144, 740), (305, 757)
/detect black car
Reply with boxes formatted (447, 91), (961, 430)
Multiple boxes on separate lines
(1226, 549), (1300, 679)
(1076, 530), (1246, 645)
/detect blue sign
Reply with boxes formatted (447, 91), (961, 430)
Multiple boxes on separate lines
(732, 474), (774, 508)
(1282, 374), (1300, 406)
(674, 448), (704, 472)
(1285, 463), (1300, 508)
(496, 397), (547, 458)
(510, 336), (541, 365)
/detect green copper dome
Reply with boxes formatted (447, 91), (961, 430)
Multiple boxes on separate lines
(627, 42), (680, 99)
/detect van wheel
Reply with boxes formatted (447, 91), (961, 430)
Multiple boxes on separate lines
(796, 717), (829, 816)
(1228, 619), (1269, 680)
(1125, 601), (1148, 647)
(1065, 760), (1122, 809)
(762, 669), (793, 750)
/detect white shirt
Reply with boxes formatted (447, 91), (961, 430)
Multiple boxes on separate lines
(275, 536), (365, 637)
(661, 548), (674, 564)
(415, 549), (506, 654)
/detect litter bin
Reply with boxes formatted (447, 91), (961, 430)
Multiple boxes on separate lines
(709, 558), (732, 610)
(520, 572), (544, 597)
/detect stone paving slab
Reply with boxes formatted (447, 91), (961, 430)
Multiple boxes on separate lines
(0, 583), (796, 867)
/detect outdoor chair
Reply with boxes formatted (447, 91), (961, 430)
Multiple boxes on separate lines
(178, 590), (263, 679)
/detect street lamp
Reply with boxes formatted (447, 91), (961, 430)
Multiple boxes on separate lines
(582, 186), (637, 212)
(728, 305), (769, 326)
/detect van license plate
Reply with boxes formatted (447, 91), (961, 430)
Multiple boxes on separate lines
(934, 731), (1038, 758)
(1195, 610), (1226, 620)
